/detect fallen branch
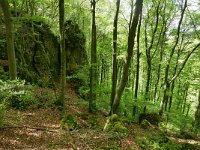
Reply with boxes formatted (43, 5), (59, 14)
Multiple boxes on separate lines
(0, 125), (59, 133)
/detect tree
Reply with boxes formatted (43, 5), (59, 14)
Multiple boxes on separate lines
(110, 0), (120, 112)
(133, 10), (142, 116)
(57, 0), (66, 109)
(194, 90), (200, 132)
(89, 0), (98, 113)
(144, 1), (161, 102)
(111, 0), (143, 114)
(0, 0), (17, 80)
(159, 0), (187, 116)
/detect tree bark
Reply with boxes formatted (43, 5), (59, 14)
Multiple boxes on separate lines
(153, 15), (166, 102)
(159, 0), (187, 116)
(110, 0), (120, 111)
(111, 0), (143, 114)
(182, 82), (189, 114)
(194, 90), (200, 131)
(144, 1), (160, 102)
(0, 0), (17, 80)
(89, 0), (98, 113)
(58, 0), (66, 109)
(133, 11), (142, 116)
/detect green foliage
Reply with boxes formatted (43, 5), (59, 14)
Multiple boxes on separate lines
(67, 65), (90, 99)
(60, 114), (79, 130)
(0, 79), (38, 110)
(87, 116), (100, 129)
(181, 143), (200, 150)
(0, 66), (9, 81)
(0, 103), (6, 127)
(136, 132), (182, 150)
(164, 109), (194, 133)
(178, 130), (198, 140)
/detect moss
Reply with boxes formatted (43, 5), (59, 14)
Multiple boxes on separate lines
(141, 119), (151, 129)
(60, 114), (79, 130)
(103, 114), (119, 131)
(139, 112), (161, 126)
(179, 130), (197, 140)
(0, 17), (87, 86)
(64, 20), (87, 74)
(110, 114), (119, 123)
(103, 114), (128, 136)
(113, 122), (129, 134)
(87, 116), (99, 129)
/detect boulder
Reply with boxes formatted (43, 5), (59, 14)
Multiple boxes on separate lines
(0, 16), (87, 86)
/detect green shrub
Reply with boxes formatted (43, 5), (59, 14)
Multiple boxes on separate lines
(0, 104), (6, 127)
(60, 114), (79, 130)
(0, 79), (38, 110)
(0, 66), (8, 81)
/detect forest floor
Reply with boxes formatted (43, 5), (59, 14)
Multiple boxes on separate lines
(0, 81), (200, 149)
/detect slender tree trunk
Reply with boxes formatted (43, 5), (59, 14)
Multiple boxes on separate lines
(89, 0), (98, 113)
(194, 90), (200, 131)
(153, 18), (166, 102)
(58, 0), (66, 108)
(182, 82), (189, 114)
(133, 12), (142, 116)
(129, 0), (134, 30)
(12, 0), (17, 16)
(0, 0), (17, 80)
(168, 42), (182, 111)
(111, 0), (143, 114)
(176, 80), (182, 110)
(159, 0), (187, 116)
(168, 80), (175, 112)
(110, 0), (120, 111)
(144, 1), (160, 102)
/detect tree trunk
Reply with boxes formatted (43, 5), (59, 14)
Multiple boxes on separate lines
(144, 1), (160, 102)
(58, 0), (66, 109)
(89, 0), (98, 113)
(159, 0), (187, 116)
(194, 90), (200, 131)
(133, 12), (142, 117)
(182, 82), (189, 114)
(111, 0), (143, 114)
(110, 0), (120, 111)
(0, 0), (17, 80)
(153, 16), (166, 102)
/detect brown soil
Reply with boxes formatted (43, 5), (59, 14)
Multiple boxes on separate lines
(0, 82), (199, 149)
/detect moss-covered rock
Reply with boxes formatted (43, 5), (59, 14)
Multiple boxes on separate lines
(103, 114), (128, 136)
(64, 20), (88, 75)
(113, 122), (129, 134)
(179, 130), (198, 140)
(139, 112), (161, 126)
(0, 17), (59, 86)
(60, 114), (79, 131)
(141, 119), (151, 129)
(0, 16), (87, 86)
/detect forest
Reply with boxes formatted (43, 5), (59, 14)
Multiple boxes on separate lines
(0, 0), (200, 149)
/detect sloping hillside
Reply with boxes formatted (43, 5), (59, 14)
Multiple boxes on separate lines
(0, 81), (199, 149)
